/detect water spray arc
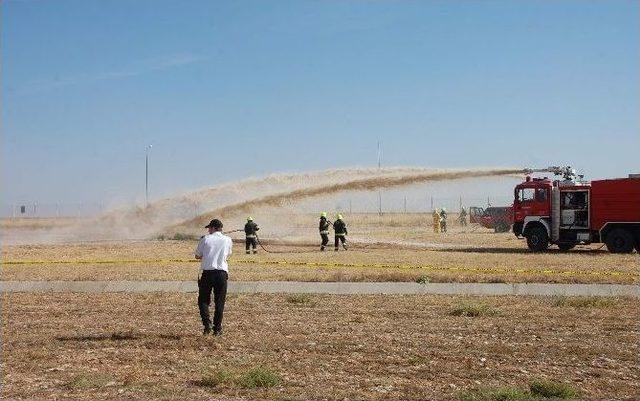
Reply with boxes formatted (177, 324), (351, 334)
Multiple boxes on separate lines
(170, 167), (528, 233)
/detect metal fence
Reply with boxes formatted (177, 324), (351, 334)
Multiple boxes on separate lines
(304, 194), (515, 215)
(1, 194), (514, 218)
(1, 202), (106, 218)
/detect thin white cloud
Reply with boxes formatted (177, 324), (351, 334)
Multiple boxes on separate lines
(15, 53), (206, 95)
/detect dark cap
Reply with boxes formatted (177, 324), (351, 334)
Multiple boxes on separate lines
(205, 219), (223, 229)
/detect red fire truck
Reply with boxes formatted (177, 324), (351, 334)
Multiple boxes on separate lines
(512, 167), (640, 253)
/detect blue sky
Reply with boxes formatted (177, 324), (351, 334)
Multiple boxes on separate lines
(2, 0), (638, 206)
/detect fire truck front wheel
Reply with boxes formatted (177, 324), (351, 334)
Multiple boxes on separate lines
(526, 226), (549, 252)
(605, 228), (635, 254)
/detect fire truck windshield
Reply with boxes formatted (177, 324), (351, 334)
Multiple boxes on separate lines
(516, 187), (548, 203)
(516, 188), (535, 202)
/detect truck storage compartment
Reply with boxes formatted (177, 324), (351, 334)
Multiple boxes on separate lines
(590, 178), (640, 230)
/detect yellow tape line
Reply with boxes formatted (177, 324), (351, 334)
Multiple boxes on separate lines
(2, 259), (195, 265)
(2, 258), (638, 278)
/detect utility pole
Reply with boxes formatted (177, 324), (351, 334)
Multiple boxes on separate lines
(145, 144), (153, 208)
(377, 140), (382, 216)
(404, 196), (407, 213)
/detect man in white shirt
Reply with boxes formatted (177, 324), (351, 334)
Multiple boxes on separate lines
(195, 219), (233, 336)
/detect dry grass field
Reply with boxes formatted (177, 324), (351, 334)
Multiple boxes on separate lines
(2, 216), (639, 401)
(2, 213), (638, 284)
(2, 240), (638, 284)
(2, 293), (638, 401)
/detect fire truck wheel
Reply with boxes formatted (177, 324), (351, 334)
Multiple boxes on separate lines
(557, 243), (576, 251)
(605, 228), (635, 254)
(526, 226), (549, 252)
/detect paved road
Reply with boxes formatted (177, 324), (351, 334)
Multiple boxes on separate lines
(1, 281), (638, 297)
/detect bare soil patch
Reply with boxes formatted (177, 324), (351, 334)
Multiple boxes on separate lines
(2, 293), (638, 400)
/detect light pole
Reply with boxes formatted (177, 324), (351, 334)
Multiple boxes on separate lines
(145, 144), (152, 207)
(377, 140), (382, 215)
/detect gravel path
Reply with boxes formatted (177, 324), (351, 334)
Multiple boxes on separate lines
(1, 280), (638, 297)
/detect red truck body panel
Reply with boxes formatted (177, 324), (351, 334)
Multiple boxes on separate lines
(590, 178), (640, 231)
(479, 207), (513, 229)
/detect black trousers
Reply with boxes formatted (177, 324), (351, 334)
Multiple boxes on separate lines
(335, 234), (347, 249)
(320, 234), (329, 249)
(198, 270), (228, 330)
(245, 237), (257, 252)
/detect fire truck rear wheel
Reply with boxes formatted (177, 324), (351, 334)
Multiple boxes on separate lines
(605, 228), (635, 254)
(526, 226), (549, 252)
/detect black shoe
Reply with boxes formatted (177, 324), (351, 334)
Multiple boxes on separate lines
(213, 328), (223, 336)
(343, 245), (348, 251)
(203, 327), (212, 336)
(253, 251), (258, 254)
(334, 248), (338, 252)
(320, 247), (325, 251)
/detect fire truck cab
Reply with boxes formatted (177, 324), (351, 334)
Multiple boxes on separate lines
(512, 167), (640, 253)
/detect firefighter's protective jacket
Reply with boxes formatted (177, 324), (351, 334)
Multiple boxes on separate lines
(244, 221), (259, 238)
(333, 219), (347, 236)
(319, 217), (330, 234)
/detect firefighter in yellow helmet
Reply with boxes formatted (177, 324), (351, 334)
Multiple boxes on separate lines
(244, 216), (259, 254)
(439, 208), (448, 233)
(333, 214), (348, 251)
(432, 209), (441, 233)
(319, 212), (330, 251)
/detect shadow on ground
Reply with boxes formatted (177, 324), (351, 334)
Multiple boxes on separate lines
(56, 332), (182, 342)
(435, 247), (609, 254)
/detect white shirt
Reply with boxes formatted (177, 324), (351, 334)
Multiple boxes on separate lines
(195, 232), (233, 271)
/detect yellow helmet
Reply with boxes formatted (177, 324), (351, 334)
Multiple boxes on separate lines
(247, 216), (253, 221)
(320, 212), (327, 218)
(336, 214), (343, 220)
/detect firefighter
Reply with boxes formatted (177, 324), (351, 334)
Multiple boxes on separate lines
(459, 207), (468, 227)
(440, 208), (448, 233)
(333, 214), (348, 251)
(432, 209), (441, 233)
(319, 212), (331, 251)
(244, 216), (259, 254)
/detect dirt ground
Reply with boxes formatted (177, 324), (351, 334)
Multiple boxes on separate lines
(2, 216), (639, 401)
(2, 293), (638, 401)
